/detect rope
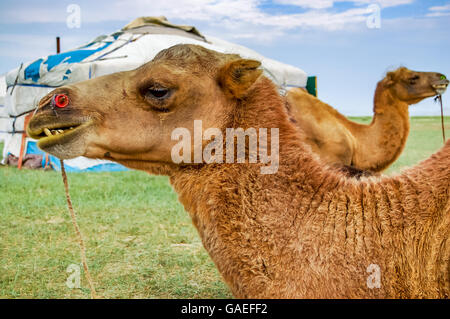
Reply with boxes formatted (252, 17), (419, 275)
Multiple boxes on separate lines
(435, 94), (446, 143)
(60, 159), (98, 299)
(9, 63), (23, 95)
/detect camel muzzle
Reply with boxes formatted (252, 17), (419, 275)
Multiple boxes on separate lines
(26, 89), (94, 154)
(432, 76), (449, 95)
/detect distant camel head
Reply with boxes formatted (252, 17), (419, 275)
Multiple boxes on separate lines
(27, 44), (263, 172)
(381, 67), (448, 105)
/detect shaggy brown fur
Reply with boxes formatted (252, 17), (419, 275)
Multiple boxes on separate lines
(286, 68), (449, 172)
(28, 45), (450, 298)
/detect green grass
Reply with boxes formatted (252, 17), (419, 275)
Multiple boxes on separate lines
(0, 117), (448, 299)
(0, 164), (230, 298)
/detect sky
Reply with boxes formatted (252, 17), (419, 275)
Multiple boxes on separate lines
(0, 0), (449, 116)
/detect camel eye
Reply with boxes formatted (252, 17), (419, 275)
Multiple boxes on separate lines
(146, 87), (170, 100)
(408, 76), (419, 85)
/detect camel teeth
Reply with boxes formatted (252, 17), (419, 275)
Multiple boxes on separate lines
(43, 127), (70, 137)
(44, 128), (52, 137)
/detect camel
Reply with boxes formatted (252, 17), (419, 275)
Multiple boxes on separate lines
(286, 68), (449, 172)
(27, 44), (450, 298)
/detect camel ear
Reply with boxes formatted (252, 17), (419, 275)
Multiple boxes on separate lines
(218, 59), (263, 99)
(385, 72), (395, 87)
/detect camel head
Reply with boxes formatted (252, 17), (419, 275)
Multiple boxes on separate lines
(27, 44), (263, 173)
(382, 67), (448, 104)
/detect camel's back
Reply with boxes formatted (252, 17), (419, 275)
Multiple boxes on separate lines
(287, 88), (345, 124)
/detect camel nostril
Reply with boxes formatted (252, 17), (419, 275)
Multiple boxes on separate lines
(437, 74), (448, 84)
(53, 94), (69, 108)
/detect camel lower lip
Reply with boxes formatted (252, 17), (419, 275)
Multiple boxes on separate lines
(433, 84), (448, 94)
(36, 122), (92, 150)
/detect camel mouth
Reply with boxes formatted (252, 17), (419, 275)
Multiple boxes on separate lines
(27, 120), (93, 151)
(432, 79), (449, 95)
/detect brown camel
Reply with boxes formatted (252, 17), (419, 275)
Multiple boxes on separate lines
(286, 68), (449, 172)
(28, 45), (450, 298)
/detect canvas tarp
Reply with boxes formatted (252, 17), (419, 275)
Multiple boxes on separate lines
(122, 16), (206, 40)
(0, 74), (8, 148)
(0, 74), (5, 107)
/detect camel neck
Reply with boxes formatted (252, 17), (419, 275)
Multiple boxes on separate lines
(170, 77), (333, 229)
(356, 82), (410, 171)
(372, 82), (409, 116)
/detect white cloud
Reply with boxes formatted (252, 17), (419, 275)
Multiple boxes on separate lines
(275, 0), (414, 9)
(275, 0), (335, 9)
(351, 0), (414, 8)
(0, 0), (412, 25)
(426, 4), (450, 17)
(0, 0), (418, 43)
(99, 0), (381, 33)
(249, 7), (368, 30)
(428, 4), (450, 12)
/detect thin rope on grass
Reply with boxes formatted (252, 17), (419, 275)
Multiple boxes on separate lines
(436, 94), (446, 143)
(60, 159), (98, 299)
